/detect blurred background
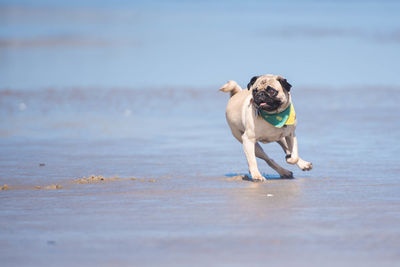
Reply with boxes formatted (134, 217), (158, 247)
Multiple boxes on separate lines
(1, 1), (400, 266)
(1, 0), (399, 140)
(1, 0), (400, 89)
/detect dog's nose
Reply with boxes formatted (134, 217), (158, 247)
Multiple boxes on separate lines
(266, 86), (278, 97)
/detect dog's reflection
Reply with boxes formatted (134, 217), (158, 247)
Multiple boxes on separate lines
(225, 173), (304, 216)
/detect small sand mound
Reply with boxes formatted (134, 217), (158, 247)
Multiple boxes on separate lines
(35, 184), (63, 190)
(73, 175), (156, 184)
(73, 175), (119, 184)
(129, 177), (156, 183)
(1, 184), (10, 190)
(1, 176), (157, 191)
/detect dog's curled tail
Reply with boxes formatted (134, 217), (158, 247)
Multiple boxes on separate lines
(219, 80), (242, 97)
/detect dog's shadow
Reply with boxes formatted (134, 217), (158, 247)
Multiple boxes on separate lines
(225, 173), (294, 182)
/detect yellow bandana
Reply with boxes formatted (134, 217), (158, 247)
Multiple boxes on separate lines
(259, 104), (296, 128)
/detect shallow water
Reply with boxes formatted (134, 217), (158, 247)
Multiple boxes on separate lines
(1, 85), (400, 266)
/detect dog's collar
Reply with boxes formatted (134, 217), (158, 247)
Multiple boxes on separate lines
(258, 104), (296, 128)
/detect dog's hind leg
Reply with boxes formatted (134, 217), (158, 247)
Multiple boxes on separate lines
(255, 142), (293, 178)
(277, 138), (291, 157)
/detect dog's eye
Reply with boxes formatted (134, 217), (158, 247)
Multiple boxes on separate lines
(253, 87), (258, 93)
(267, 86), (278, 96)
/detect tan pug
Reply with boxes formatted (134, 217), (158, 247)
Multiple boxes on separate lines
(220, 74), (312, 182)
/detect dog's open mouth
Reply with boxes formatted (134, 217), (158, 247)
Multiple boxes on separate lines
(253, 90), (282, 112)
(257, 99), (281, 112)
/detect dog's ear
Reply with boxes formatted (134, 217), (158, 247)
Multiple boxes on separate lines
(277, 76), (292, 92)
(247, 76), (260, 90)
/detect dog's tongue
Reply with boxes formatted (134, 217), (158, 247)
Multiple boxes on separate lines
(260, 103), (267, 106)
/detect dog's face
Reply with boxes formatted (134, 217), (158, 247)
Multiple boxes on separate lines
(247, 75), (292, 113)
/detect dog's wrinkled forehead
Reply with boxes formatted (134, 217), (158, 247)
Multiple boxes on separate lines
(254, 76), (281, 90)
(247, 74), (292, 92)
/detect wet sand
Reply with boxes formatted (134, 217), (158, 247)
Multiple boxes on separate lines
(1, 86), (400, 266)
(2, 1), (400, 265)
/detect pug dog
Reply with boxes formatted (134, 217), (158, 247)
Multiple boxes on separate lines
(220, 74), (312, 181)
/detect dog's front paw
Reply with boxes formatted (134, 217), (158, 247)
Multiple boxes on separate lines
(251, 174), (267, 182)
(297, 159), (313, 171)
(286, 155), (299, 165)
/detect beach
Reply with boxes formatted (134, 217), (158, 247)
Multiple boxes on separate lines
(1, 1), (400, 266)
(1, 86), (400, 266)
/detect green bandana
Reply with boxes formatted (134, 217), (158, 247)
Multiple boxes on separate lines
(259, 104), (296, 128)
